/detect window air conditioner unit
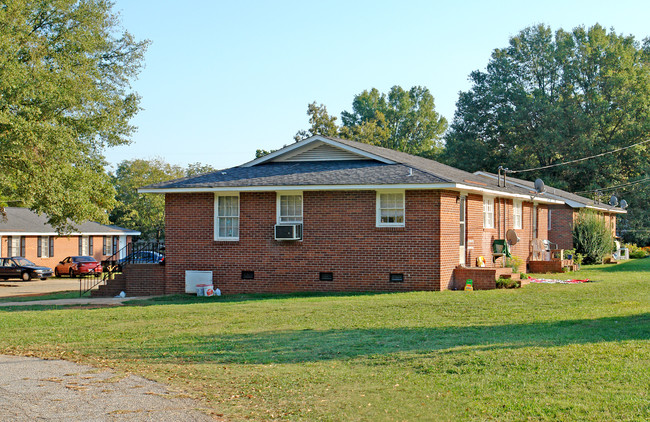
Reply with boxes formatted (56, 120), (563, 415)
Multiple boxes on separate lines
(274, 224), (302, 240)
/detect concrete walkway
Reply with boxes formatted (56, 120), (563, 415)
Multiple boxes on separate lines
(0, 296), (152, 307)
(0, 355), (216, 421)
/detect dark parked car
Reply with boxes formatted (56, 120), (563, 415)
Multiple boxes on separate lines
(55, 256), (103, 277)
(0, 257), (53, 281)
(118, 251), (164, 265)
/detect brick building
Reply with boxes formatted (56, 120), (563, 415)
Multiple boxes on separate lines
(474, 172), (625, 250)
(139, 135), (600, 294)
(0, 207), (140, 269)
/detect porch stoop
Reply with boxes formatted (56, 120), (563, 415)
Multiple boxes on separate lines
(91, 273), (126, 297)
(453, 266), (523, 290)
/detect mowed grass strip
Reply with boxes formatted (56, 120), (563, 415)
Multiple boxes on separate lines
(0, 259), (648, 421)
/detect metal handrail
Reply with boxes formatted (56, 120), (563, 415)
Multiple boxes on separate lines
(79, 241), (165, 297)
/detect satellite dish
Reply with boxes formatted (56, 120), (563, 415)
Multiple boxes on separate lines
(609, 195), (618, 207)
(506, 229), (520, 246)
(620, 199), (629, 209)
(534, 178), (546, 193)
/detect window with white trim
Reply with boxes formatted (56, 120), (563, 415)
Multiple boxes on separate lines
(548, 209), (552, 230)
(37, 236), (49, 258)
(215, 193), (240, 240)
(377, 191), (405, 227)
(277, 193), (303, 224)
(513, 200), (522, 230)
(483, 197), (494, 229)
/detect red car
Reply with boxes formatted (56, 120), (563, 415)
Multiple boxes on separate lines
(55, 256), (103, 277)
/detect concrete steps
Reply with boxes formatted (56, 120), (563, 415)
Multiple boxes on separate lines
(91, 274), (126, 297)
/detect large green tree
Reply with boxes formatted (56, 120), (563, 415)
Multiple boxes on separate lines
(110, 159), (215, 241)
(294, 85), (447, 158)
(0, 0), (149, 231)
(442, 24), (650, 192)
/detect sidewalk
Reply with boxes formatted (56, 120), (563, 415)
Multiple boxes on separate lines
(0, 296), (152, 307)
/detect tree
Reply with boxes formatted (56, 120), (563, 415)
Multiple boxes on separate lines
(294, 102), (339, 141)
(110, 159), (215, 241)
(293, 86), (447, 158)
(341, 86), (448, 157)
(442, 24), (650, 193)
(0, 0), (149, 231)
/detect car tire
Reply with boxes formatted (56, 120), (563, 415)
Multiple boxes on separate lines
(41, 277), (48, 281)
(55, 268), (60, 277)
(21, 272), (31, 281)
(69, 269), (76, 278)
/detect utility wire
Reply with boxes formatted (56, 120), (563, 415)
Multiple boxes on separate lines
(506, 139), (650, 174)
(573, 176), (650, 195)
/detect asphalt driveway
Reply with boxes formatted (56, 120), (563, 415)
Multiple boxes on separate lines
(0, 277), (80, 298)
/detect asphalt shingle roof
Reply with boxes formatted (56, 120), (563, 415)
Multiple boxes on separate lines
(474, 172), (622, 212)
(142, 136), (545, 198)
(0, 208), (140, 234)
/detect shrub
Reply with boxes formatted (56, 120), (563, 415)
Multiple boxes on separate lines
(505, 255), (523, 272)
(496, 277), (520, 289)
(572, 210), (615, 264)
(625, 243), (649, 259)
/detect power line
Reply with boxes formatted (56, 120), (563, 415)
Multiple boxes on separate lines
(506, 139), (650, 174)
(573, 176), (650, 195)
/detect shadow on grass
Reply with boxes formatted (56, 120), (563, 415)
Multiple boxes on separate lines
(115, 313), (649, 364)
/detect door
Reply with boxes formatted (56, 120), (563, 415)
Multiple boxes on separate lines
(459, 196), (466, 265)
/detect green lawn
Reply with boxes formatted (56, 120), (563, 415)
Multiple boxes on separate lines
(0, 260), (648, 421)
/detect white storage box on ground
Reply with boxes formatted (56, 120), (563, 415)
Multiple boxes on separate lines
(185, 270), (213, 294)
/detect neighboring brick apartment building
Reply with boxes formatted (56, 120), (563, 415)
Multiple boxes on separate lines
(0, 207), (140, 269)
(140, 135), (591, 294)
(474, 172), (625, 250)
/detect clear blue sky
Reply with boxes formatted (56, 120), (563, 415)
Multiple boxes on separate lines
(105, 0), (650, 171)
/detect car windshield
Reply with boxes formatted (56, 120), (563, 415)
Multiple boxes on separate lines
(13, 257), (36, 266)
(73, 256), (97, 263)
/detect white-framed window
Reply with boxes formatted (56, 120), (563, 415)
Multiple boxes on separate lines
(533, 205), (538, 239)
(483, 196), (494, 229)
(214, 193), (240, 240)
(7, 236), (20, 256)
(377, 191), (405, 227)
(37, 236), (49, 258)
(79, 236), (89, 255)
(513, 200), (522, 230)
(548, 209), (552, 230)
(277, 192), (303, 224)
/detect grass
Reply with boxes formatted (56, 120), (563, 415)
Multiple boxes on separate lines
(0, 259), (648, 421)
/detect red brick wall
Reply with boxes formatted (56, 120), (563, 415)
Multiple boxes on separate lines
(548, 205), (575, 249)
(165, 190), (451, 294)
(125, 264), (165, 296)
(465, 195), (547, 268)
(1, 235), (130, 269)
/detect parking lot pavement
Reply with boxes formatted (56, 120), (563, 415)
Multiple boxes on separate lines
(0, 355), (216, 421)
(0, 277), (80, 298)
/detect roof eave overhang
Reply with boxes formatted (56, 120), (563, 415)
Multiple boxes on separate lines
(0, 231), (141, 236)
(139, 183), (563, 203)
(473, 171), (626, 212)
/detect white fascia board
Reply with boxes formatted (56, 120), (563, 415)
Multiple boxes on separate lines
(473, 171), (620, 210)
(140, 182), (563, 203)
(453, 184), (564, 204)
(239, 135), (396, 167)
(0, 231), (141, 236)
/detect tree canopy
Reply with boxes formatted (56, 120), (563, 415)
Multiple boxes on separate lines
(0, 0), (149, 231)
(294, 85), (447, 158)
(442, 24), (650, 192)
(110, 159), (216, 241)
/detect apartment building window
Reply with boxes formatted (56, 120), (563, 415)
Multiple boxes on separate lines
(215, 193), (240, 240)
(513, 200), (522, 230)
(377, 191), (405, 227)
(483, 197), (494, 229)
